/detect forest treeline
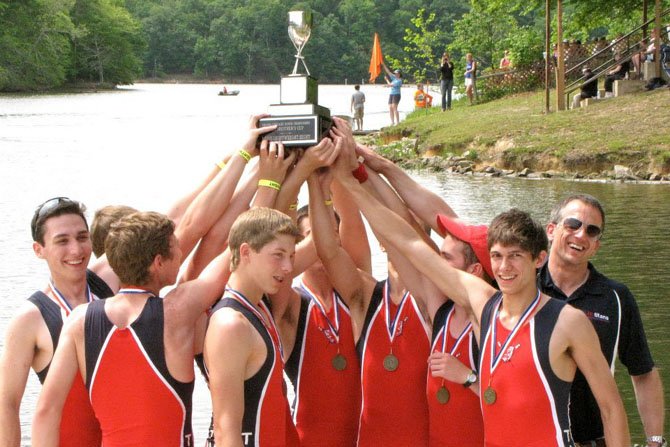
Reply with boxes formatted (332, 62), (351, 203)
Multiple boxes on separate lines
(0, 0), (664, 92)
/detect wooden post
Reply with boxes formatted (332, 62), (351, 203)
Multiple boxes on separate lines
(643, 0), (648, 40)
(655, 0), (661, 78)
(545, 0), (551, 114)
(555, 0), (566, 111)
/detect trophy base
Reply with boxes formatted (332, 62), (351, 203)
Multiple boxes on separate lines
(259, 115), (332, 148)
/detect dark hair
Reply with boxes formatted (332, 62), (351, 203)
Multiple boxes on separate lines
(355, 84), (360, 90)
(549, 194), (606, 232)
(106, 211), (175, 285)
(91, 205), (138, 257)
(31, 197), (88, 245)
(296, 204), (341, 232)
(487, 208), (548, 258)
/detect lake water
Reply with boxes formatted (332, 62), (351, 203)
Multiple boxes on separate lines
(1, 83), (667, 445)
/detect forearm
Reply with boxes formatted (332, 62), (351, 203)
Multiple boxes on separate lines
(275, 162), (310, 214)
(632, 369), (665, 439)
(601, 400), (631, 447)
(31, 406), (61, 447)
(308, 176), (339, 259)
(378, 160), (457, 230)
(166, 164), (220, 227)
(332, 179), (372, 273)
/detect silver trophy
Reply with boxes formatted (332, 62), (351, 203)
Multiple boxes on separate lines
(260, 10), (331, 148)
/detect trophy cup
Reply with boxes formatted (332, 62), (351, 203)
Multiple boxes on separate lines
(259, 10), (332, 148)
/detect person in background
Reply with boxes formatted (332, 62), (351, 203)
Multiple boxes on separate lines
(572, 67), (598, 109)
(90, 205), (138, 258)
(604, 52), (630, 97)
(439, 52), (455, 111)
(464, 53), (477, 105)
(499, 50), (511, 69)
(540, 194), (665, 447)
(382, 62), (403, 125)
(414, 83), (433, 110)
(350, 84), (366, 131)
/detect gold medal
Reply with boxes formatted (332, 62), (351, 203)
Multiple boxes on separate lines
(484, 386), (497, 405)
(436, 386), (450, 404)
(383, 353), (399, 372)
(331, 353), (347, 371)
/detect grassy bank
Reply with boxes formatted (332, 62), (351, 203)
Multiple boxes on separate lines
(379, 88), (670, 177)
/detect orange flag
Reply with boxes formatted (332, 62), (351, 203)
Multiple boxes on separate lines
(369, 33), (384, 83)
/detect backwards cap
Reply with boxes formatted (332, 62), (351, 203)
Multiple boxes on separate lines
(436, 214), (493, 279)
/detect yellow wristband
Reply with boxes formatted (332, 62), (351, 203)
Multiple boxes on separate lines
(239, 149), (252, 162)
(324, 199), (333, 206)
(258, 179), (281, 191)
(289, 203), (298, 211)
(216, 160), (226, 170)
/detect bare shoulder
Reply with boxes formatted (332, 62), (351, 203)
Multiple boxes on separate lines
(61, 304), (87, 337)
(554, 301), (596, 345)
(208, 307), (253, 339)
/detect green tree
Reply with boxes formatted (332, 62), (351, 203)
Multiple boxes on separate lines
(0, 0), (75, 91)
(69, 0), (145, 85)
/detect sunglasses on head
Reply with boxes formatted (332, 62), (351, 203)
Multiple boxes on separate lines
(31, 197), (76, 240)
(561, 217), (602, 240)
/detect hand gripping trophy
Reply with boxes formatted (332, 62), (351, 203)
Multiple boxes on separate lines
(259, 10), (332, 148)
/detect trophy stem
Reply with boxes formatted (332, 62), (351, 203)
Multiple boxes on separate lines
(292, 53), (310, 76)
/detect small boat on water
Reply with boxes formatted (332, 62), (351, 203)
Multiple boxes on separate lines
(218, 89), (239, 96)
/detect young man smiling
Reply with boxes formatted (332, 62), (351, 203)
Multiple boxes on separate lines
(540, 194), (664, 447)
(329, 138), (630, 446)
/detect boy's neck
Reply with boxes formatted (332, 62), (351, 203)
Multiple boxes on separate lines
(228, 272), (263, 306)
(49, 274), (89, 306)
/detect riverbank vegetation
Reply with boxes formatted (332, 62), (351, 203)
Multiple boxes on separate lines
(2, 0), (666, 91)
(371, 88), (670, 180)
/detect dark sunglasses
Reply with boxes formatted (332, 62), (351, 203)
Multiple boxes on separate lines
(561, 217), (602, 240)
(31, 197), (75, 240)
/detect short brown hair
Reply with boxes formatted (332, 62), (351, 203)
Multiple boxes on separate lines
(229, 207), (300, 271)
(487, 208), (547, 258)
(106, 211), (175, 285)
(91, 205), (138, 257)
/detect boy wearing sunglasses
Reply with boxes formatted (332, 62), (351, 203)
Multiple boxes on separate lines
(541, 194), (664, 447)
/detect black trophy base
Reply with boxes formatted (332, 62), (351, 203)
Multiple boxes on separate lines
(259, 115), (332, 148)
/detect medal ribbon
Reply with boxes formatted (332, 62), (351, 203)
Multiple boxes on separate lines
(299, 279), (340, 345)
(225, 287), (284, 359)
(48, 280), (93, 316)
(383, 280), (410, 343)
(440, 307), (473, 356)
(489, 289), (541, 376)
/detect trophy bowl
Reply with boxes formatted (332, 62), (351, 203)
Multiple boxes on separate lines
(288, 10), (312, 75)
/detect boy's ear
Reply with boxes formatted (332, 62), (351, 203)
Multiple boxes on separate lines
(239, 242), (252, 263)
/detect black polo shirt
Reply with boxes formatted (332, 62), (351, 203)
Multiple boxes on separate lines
(538, 261), (655, 442)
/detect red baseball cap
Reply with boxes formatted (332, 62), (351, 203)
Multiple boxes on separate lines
(436, 214), (493, 279)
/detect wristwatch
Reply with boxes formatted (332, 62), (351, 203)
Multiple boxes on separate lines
(462, 370), (478, 388)
(646, 436), (667, 447)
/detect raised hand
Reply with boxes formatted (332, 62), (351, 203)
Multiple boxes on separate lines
(240, 114), (277, 158)
(258, 140), (297, 184)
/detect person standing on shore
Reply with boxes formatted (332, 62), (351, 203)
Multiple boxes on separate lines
(464, 53), (477, 105)
(351, 84), (366, 131)
(439, 52), (455, 111)
(382, 62), (403, 125)
(540, 194), (665, 447)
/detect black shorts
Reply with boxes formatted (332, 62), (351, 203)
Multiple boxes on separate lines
(388, 94), (401, 105)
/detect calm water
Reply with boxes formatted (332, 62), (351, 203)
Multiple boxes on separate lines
(1, 84), (668, 445)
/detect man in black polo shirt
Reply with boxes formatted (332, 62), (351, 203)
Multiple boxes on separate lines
(540, 194), (665, 447)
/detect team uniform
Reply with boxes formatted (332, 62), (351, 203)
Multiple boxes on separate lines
(285, 283), (361, 447)
(28, 269), (112, 447)
(208, 290), (298, 447)
(427, 301), (484, 447)
(479, 291), (574, 447)
(356, 280), (431, 447)
(85, 293), (194, 447)
(539, 262), (655, 443)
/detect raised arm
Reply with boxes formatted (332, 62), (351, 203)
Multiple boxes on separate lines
(32, 311), (84, 447)
(332, 141), (494, 324)
(356, 144), (456, 232)
(251, 141), (297, 209)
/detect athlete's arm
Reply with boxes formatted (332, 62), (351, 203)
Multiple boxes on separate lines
(355, 143), (457, 233)
(31, 309), (85, 447)
(561, 306), (630, 447)
(428, 351), (480, 396)
(205, 311), (253, 447)
(0, 307), (41, 447)
(331, 143), (493, 327)
(631, 369), (664, 443)
(251, 141), (297, 209)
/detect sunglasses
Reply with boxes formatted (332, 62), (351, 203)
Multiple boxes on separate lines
(31, 197), (75, 240)
(561, 217), (602, 240)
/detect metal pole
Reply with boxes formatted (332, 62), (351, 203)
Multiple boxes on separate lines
(545, 0), (551, 114)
